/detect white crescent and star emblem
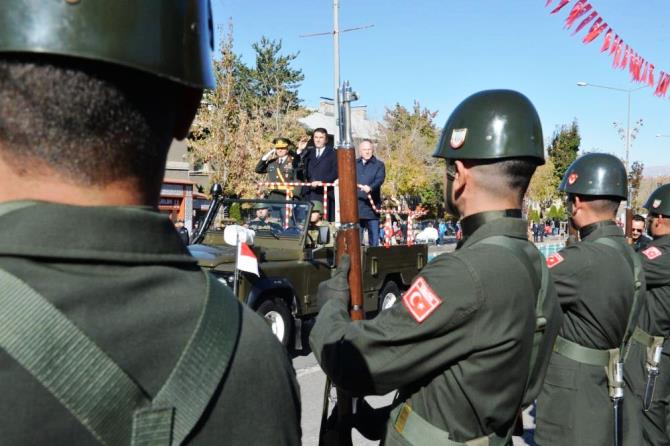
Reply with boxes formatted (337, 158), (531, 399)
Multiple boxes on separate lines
(402, 277), (442, 323)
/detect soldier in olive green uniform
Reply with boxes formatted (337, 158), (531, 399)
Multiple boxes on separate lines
(624, 184), (670, 445)
(534, 153), (643, 446)
(248, 202), (283, 233)
(0, 2), (301, 445)
(307, 201), (335, 247)
(310, 90), (562, 445)
(256, 137), (302, 201)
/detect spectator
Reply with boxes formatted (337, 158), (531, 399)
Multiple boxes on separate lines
(174, 220), (190, 245)
(632, 213), (652, 251)
(356, 139), (385, 246)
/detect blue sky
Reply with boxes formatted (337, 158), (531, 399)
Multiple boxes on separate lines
(212, 0), (670, 168)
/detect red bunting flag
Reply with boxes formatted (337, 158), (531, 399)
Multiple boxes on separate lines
(609, 35), (620, 55)
(550, 0), (571, 14)
(641, 62), (649, 84)
(599, 28), (612, 51)
(565, 1), (590, 28)
(574, 11), (598, 35)
(613, 40), (623, 67)
(649, 64), (655, 86)
(584, 19), (606, 43)
(620, 45), (629, 69)
(546, 0), (553, 6)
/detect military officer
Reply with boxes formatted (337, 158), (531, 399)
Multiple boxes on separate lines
(0, 2), (301, 445)
(534, 153), (643, 445)
(255, 137), (302, 201)
(310, 89), (562, 445)
(624, 184), (670, 445)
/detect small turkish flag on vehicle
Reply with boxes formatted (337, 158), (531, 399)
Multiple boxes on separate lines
(237, 242), (259, 276)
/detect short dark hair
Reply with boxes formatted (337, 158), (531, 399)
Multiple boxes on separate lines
(467, 157), (538, 204)
(568, 193), (621, 216)
(0, 54), (179, 199)
(313, 128), (328, 136)
(633, 214), (646, 222)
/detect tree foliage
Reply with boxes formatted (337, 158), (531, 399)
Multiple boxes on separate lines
(188, 24), (307, 197)
(377, 102), (442, 215)
(628, 161), (644, 211)
(527, 158), (558, 206)
(548, 120), (581, 187)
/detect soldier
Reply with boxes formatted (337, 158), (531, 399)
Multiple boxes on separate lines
(625, 184), (670, 445)
(307, 201), (335, 247)
(534, 153), (643, 446)
(248, 202), (283, 233)
(0, 2), (301, 445)
(255, 137), (302, 201)
(310, 90), (562, 445)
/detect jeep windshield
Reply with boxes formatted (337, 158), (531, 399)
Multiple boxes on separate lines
(203, 199), (311, 248)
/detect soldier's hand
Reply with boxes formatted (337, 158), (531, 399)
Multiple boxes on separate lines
(317, 254), (351, 307)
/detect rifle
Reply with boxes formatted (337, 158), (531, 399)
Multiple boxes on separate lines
(318, 81), (364, 446)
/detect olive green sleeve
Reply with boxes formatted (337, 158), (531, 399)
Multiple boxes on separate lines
(640, 244), (670, 288)
(548, 245), (587, 310)
(309, 254), (482, 396)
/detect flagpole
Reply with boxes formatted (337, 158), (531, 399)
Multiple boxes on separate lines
(233, 231), (240, 296)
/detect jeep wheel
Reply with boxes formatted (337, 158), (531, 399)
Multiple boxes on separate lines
(257, 298), (293, 348)
(379, 281), (402, 311)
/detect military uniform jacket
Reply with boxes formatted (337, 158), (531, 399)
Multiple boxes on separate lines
(0, 202), (301, 445)
(310, 211), (562, 444)
(535, 220), (642, 446)
(255, 154), (301, 199)
(625, 235), (670, 445)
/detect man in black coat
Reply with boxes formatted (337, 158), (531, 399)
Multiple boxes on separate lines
(298, 127), (338, 221)
(356, 139), (385, 246)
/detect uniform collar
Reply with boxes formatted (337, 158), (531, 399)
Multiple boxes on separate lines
(458, 209), (525, 249)
(578, 220), (622, 241)
(0, 200), (195, 264)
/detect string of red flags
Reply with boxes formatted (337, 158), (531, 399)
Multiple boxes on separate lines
(545, 0), (670, 97)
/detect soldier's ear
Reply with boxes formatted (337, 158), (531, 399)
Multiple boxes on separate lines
(173, 87), (204, 140)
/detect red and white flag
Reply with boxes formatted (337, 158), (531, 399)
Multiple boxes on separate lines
(237, 242), (259, 276)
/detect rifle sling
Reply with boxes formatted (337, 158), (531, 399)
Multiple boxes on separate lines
(0, 269), (240, 445)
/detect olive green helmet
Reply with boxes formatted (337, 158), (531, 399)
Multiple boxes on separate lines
(253, 202), (269, 210)
(311, 201), (324, 214)
(644, 183), (670, 216)
(433, 89), (545, 165)
(0, 0), (214, 89)
(559, 153), (627, 199)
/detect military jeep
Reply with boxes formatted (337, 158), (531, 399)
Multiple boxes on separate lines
(188, 191), (428, 351)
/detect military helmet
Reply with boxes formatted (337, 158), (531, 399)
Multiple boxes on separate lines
(644, 183), (670, 216)
(559, 153), (627, 199)
(433, 89), (545, 165)
(0, 0), (214, 89)
(311, 201), (324, 214)
(273, 137), (291, 149)
(253, 202), (269, 210)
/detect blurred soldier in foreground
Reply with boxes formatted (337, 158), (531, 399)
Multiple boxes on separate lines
(255, 137), (301, 201)
(534, 153), (643, 446)
(0, 2), (301, 445)
(632, 213), (653, 252)
(625, 184), (670, 445)
(310, 90), (562, 445)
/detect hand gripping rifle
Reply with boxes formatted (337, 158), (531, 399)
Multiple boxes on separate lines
(318, 81), (364, 446)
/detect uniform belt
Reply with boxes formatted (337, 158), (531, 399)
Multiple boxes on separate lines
(390, 402), (508, 446)
(631, 327), (663, 348)
(553, 335), (613, 367)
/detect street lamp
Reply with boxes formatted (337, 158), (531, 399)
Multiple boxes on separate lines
(577, 81), (648, 239)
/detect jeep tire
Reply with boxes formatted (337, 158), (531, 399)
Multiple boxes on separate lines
(257, 297), (293, 348)
(379, 281), (402, 311)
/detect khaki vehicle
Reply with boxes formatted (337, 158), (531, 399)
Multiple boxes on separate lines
(189, 187), (428, 350)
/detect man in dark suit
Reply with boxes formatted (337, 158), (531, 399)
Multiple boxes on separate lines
(298, 128), (338, 221)
(356, 139), (385, 246)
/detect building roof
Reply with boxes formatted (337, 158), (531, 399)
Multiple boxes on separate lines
(299, 100), (382, 141)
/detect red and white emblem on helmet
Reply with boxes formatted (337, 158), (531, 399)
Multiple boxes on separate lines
(402, 277), (442, 323)
(546, 253), (564, 268)
(642, 246), (663, 260)
(567, 172), (578, 185)
(450, 128), (467, 149)
(653, 199), (662, 209)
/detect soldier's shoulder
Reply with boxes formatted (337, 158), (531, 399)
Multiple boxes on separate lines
(639, 241), (670, 264)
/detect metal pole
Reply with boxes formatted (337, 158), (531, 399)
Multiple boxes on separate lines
(625, 90), (633, 241)
(333, 0), (341, 146)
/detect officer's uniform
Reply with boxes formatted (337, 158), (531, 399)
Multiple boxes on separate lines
(625, 184), (670, 445)
(310, 90), (562, 446)
(255, 138), (302, 201)
(0, 202), (302, 445)
(534, 153), (643, 446)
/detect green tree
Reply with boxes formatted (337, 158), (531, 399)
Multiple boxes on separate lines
(188, 23), (307, 198)
(527, 158), (558, 207)
(378, 102), (441, 214)
(548, 120), (581, 187)
(628, 161), (644, 212)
